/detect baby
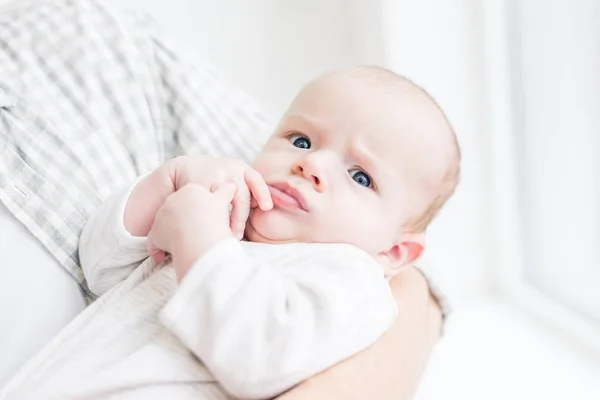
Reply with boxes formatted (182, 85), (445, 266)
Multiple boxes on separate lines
(0, 66), (459, 400)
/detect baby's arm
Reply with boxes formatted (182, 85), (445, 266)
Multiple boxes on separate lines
(159, 240), (396, 399)
(79, 155), (271, 295)
(146, 182), (395, 399)
(78, 157), (181, 295)
(79, 180), (153, 296)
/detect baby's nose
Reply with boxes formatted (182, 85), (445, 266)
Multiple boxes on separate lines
(293, 151), (336, 191)
(294, 164), (322, 187)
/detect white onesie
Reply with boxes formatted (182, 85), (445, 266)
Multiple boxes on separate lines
(0, 184), (396, 400)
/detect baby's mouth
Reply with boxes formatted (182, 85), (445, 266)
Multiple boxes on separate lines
(267, 183), (309, 212)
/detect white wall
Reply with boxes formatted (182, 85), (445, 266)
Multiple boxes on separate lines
(382, 0), (492, 304)
(118, 0), (384, 117)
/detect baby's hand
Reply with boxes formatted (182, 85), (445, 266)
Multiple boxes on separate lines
(167, 155), (273, 239)
(147, 183), (236, 282)
(124, 155), (272, 239)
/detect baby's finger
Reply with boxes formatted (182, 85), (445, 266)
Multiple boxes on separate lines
(214, 182), (237, 202)
(229, 182), (250, 239)
(151, 250), (166, 264)
(147, 240), (166, 263)
(245, 169), (272, 211)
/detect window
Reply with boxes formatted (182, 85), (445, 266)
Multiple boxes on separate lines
(487, 0), (600, 350)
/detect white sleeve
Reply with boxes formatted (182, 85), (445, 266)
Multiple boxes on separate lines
(159, 239), (397, 400)
(78, 180), (148, 296)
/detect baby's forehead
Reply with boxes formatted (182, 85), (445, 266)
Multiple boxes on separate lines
(292, 71), (445, 132)
(287, 76), (448, 158)
(285, 68), (454, 171)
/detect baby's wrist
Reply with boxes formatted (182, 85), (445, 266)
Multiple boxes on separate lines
(172, 229), (234, 282)
(124, 166), (175, 237)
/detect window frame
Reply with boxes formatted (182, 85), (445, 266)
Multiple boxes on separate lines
(482, 0), (600, 354)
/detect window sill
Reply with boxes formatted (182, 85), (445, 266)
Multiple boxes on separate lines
(415, 296), (600, 399)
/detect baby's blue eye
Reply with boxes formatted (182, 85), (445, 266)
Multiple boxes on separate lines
(349, 170), (372, 188)
(290, 135), (311, 149)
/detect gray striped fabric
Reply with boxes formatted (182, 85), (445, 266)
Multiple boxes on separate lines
(0, 0), (275, 298)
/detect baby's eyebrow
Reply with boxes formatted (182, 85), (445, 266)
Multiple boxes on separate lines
(285, 114), (317, 128)
(348, 144), (382, 181)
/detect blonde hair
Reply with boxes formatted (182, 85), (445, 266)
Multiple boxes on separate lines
(405, 126), (461, 233)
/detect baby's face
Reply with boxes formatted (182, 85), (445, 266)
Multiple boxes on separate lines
(246, 72), (444, 262)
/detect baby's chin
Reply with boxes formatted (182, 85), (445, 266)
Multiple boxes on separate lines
(245, 209), (303, 244)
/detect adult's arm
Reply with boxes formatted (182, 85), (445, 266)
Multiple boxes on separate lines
(278, 266), (442, 400)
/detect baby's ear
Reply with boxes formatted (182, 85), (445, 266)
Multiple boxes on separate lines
(378, 233), (424, 276)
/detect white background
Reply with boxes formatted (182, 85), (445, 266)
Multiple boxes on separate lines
(1, 0), (600, 398)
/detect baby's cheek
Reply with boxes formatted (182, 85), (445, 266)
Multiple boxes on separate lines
(251, 150), (288, 177)
(248, 208), (297, 242)
(324, 211), (368, 242)
(351, 213), (390, 247)
(250, 158), (267, 176)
